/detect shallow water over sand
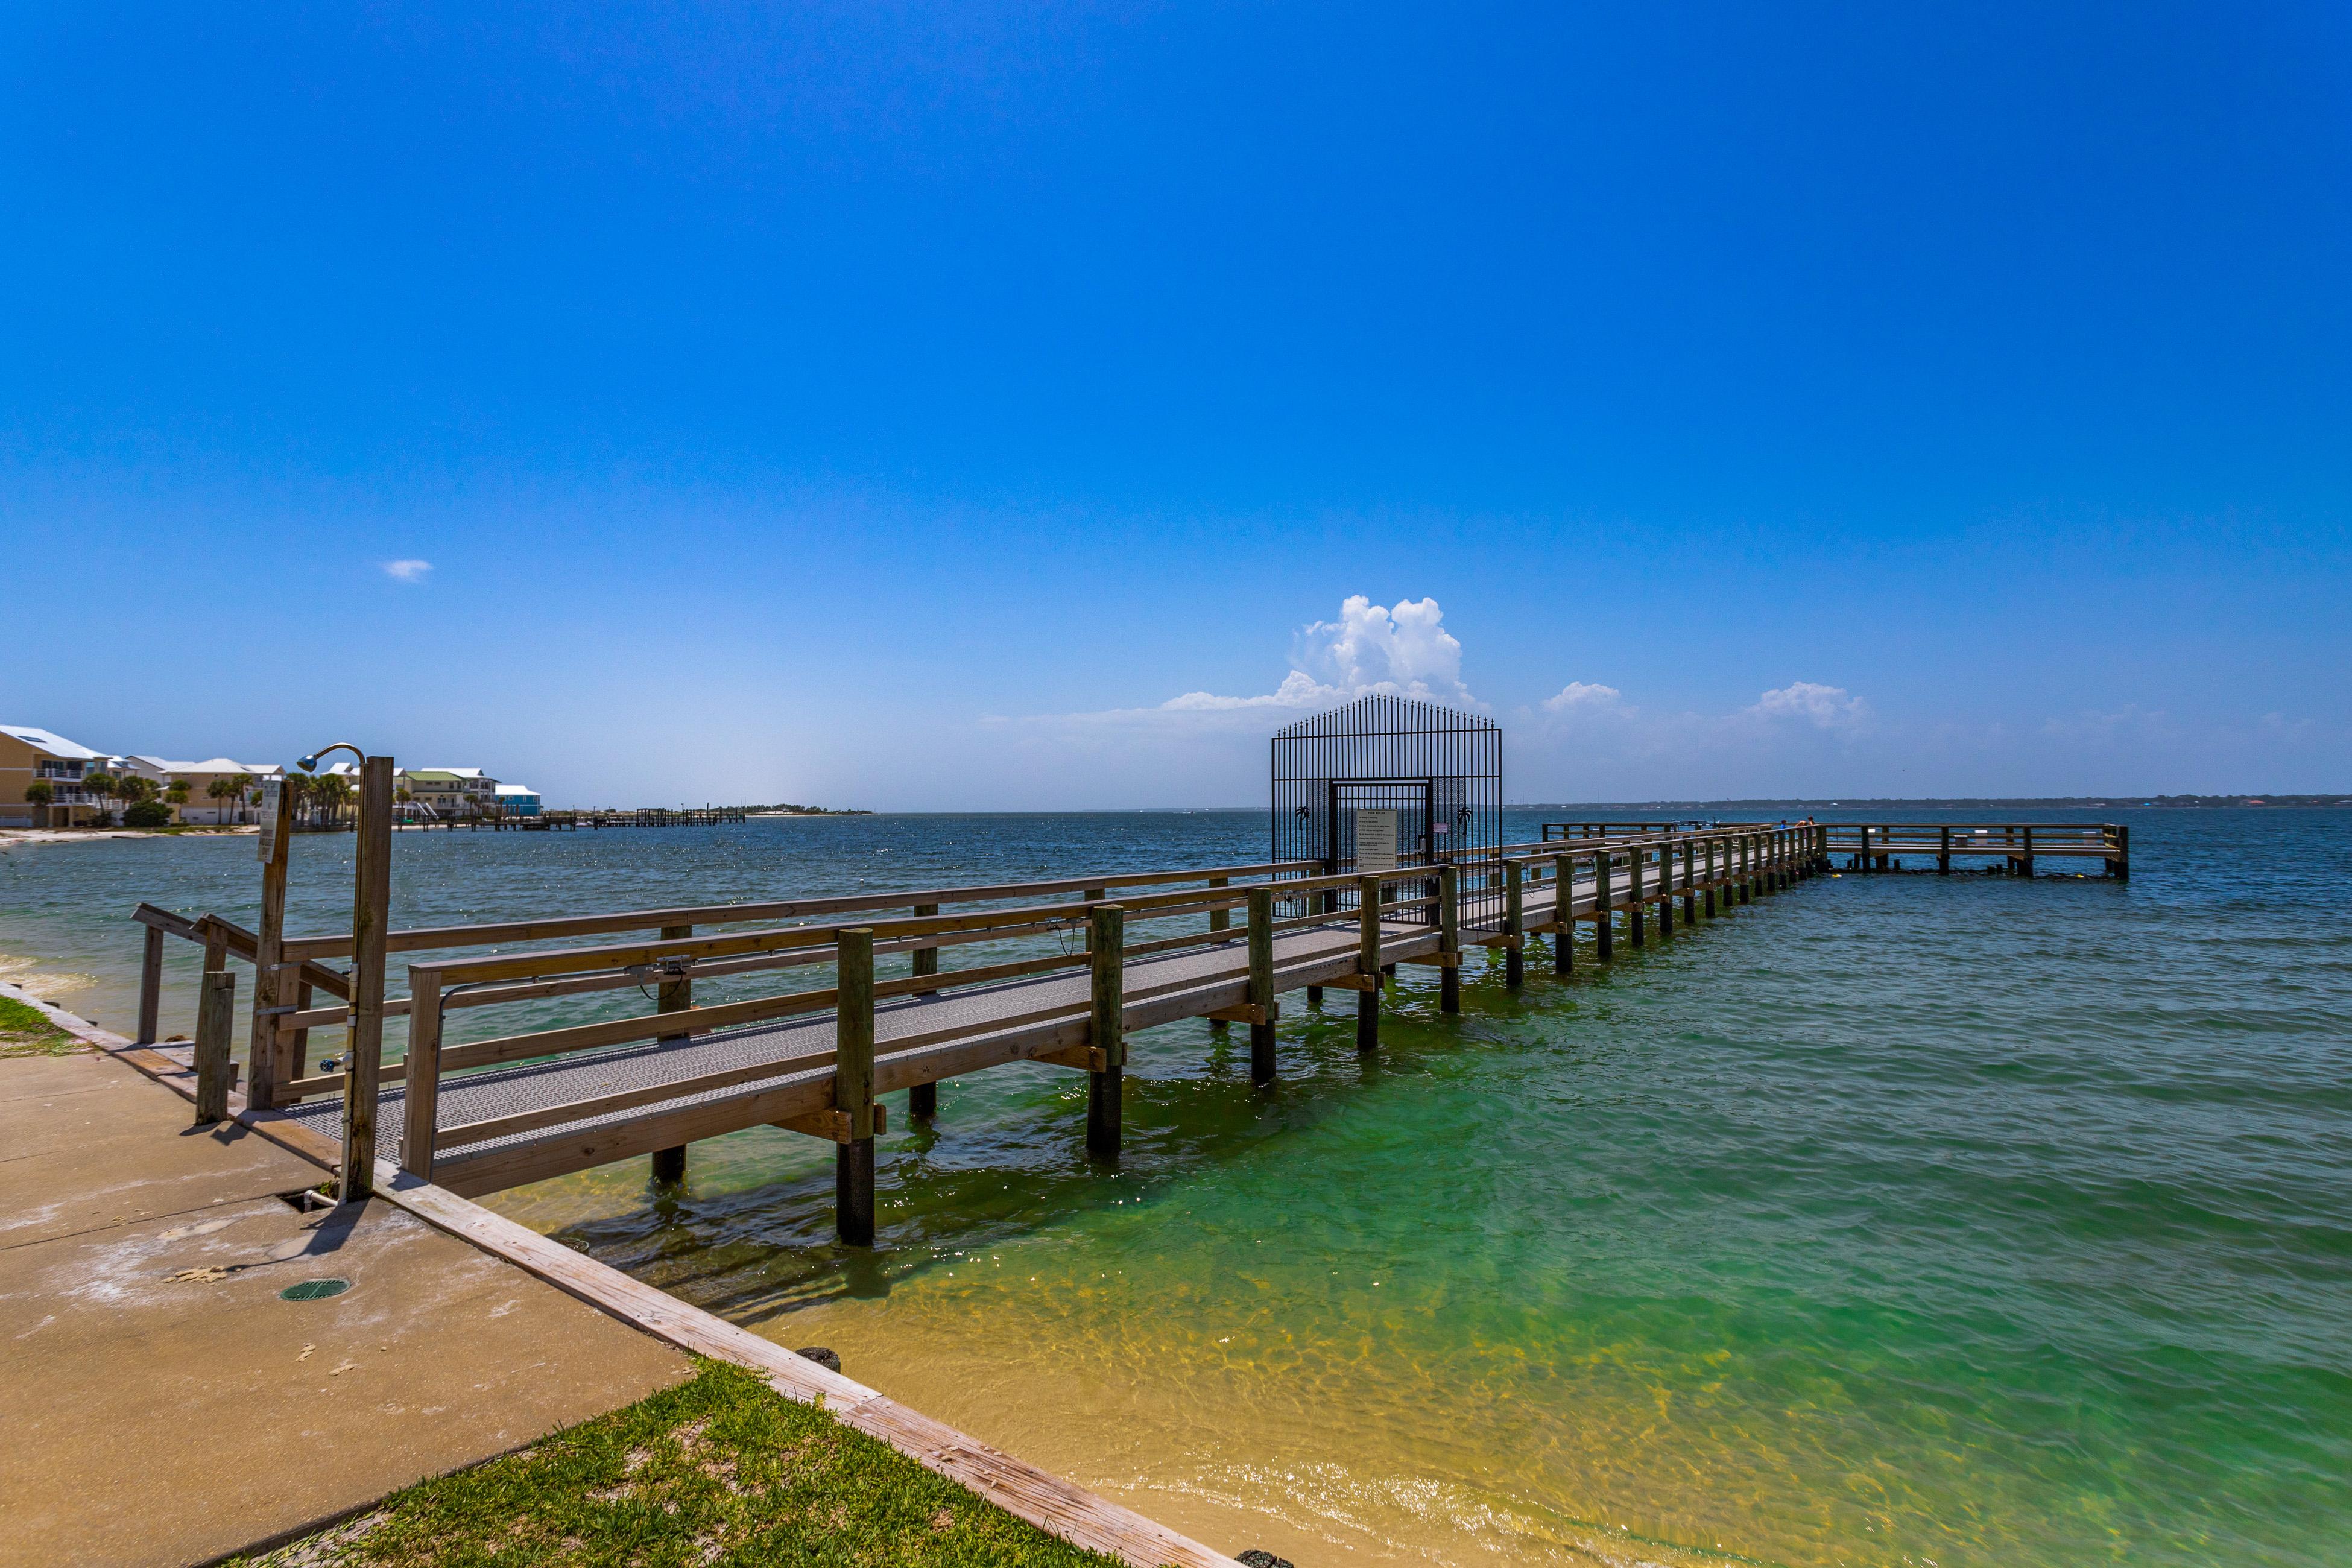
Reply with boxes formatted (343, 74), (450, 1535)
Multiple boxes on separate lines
(6, 809), (2348, 1565)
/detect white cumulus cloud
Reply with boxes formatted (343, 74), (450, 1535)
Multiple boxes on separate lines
(382, 558), (433, 583)
(1748, 681), (1867, 728)
(1159, 595), (1475, 713)
(1541, 681), (1623, 712)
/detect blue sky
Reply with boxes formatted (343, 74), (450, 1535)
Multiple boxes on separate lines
(4, 2), (2347, 808)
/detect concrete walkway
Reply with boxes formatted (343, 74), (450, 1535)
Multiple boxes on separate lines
(0, 1037), (691, 1567)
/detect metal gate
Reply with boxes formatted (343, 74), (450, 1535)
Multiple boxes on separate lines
(1270, 694), (1504, 931)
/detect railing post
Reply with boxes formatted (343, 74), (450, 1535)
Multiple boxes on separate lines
(1247, 887), (1277, 1083)
(1551, 854), (1573, 975)
(1681, 840), (1698, 922)
(1503, 861), (1525, 986)
(1206, 875), (1231, 1037)
(399, 969), (443, 1182)
(2022, 825), (2035, 878)
(1087, 905), (1125, 1157)
(1356, 874), (1382, 1052)
(650, 922), (695, 1183)
(908, 903), (939, 1119)
(135, 922), (165, 1046)
(192, 969), (236, 1124)
(1703, 837), (1718, 917)
(1742, 833), (1756, 902)
(1939, 824), (1951, 874)
(1595, 850), (1614, 958)
(1438, 864), (1462, 1008)
(2112, 824), (2130, 880)
(340, 756), (394, 1206)
(836, 927), (877, 1242)
(1657, 842), (1675, 938)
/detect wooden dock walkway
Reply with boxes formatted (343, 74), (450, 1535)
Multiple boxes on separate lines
(116, 817), (2143, 1241)
(128, 817), (2131, 1239)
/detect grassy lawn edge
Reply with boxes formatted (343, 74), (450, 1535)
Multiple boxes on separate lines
(0, 994), (90, 1058)
(228, 1358), (1129, 1567)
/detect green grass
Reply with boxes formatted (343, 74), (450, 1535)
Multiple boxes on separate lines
(0, 995), (86, 1058)
(232, 1359), (1124, 1567)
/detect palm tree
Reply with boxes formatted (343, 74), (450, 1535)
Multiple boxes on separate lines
(205, 777), (235, 823)
(81, 770), (118, 826)
(24, 780), (52, 823)
(310, 773), (353, 828)
(165, 778), (191, 815)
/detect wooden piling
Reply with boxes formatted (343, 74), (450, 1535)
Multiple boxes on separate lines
(836, 927), (877, 1243)
(1087, 905), (1125, 1157)
(1628, 843), (1647, 946)
(1703, 837), (1718, 917)
(1439, 864), (1462, 1008)
(1551, 854), (1573, 975)
(340, 757), (394, 1204)
(1356, 875), (1382, 1052)
(245, 780), (294, 1111)
(1206, 876), (1231, 1034)
(648, 923), (695, 1182)
(1681, 840), (1698, 923)
(909, 904), (939, 1119)
(1503, 861), (1525, 986)
(135, 923), (165, 1045)
(1247, 887), (1277, 1082)
(1658, 843), (1675, 938)
(192, 969), (236, 1124)
(1595, 849), (1614, 959)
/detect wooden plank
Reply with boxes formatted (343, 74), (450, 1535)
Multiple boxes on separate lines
(774, 1104), (887, 1143)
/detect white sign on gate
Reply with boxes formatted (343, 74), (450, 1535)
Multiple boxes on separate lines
(1356, 809), (1398, 873)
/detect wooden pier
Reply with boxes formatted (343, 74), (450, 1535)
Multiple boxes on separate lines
(1825, 820), (2129, 877)
(122, 702), (2128, 1250)
(121, 814), (2128, 1242)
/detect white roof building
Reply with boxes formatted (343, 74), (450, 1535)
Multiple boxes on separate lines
(1, 725), (104, 762)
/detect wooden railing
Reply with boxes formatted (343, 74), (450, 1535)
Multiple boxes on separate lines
(131, 826), (1844, 1198)
(1824, 823), (2127, 876)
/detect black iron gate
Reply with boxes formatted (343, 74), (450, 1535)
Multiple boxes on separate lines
(1270, 694), (1504, 931)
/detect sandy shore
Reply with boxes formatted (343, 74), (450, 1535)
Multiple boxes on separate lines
(0, 826), (258, 852)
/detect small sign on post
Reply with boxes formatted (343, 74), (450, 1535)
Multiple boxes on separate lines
(255, 778), (283, 864)
(1356, 809), (1398, 873)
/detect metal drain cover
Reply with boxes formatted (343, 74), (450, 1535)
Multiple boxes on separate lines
(279, 1278), (350, 1301)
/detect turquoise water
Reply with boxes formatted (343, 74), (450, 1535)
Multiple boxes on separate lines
(4, 810), (2348, 1565)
